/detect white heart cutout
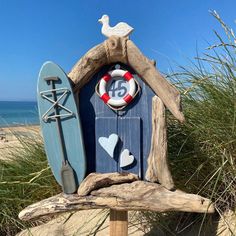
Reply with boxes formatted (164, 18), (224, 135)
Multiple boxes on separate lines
(98, 133), (119, 158)
(120, 149), (134, 168)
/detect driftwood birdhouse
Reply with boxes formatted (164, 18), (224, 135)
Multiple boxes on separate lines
(70, 33), (184, 191)
(19, 16), (214, 230)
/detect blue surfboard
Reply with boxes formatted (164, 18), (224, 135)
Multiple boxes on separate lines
(37, 61), (86, 187)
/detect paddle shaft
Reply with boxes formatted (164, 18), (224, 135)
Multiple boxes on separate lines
(44, 76), (77, 194)
(50, 79), (67, 164)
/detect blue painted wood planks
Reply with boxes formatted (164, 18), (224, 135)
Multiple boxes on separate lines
(38, 61), (86, 187)
(117, 117), (141, 176)
(79, 63), (154, 179)
(96, 117), (118, 173)
(95, 117), (140, 176)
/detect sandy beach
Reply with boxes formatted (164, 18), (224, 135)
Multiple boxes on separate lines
(0, 125), (40, 158)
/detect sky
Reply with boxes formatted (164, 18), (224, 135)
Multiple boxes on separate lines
(0, 0), (235, 101)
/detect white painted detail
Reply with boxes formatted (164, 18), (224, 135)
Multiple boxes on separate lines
(99, 79), (107, 95)
(99, 68), (136, 107)
(98, 14), (134, 38)
(98, 133), (119, 158)
(108, 99), (127, 107)
(120, 149), (135, 168)
(128, 79), (136, 96)
(108, 69), (126, 77)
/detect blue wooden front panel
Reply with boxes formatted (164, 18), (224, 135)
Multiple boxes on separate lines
(119, 75), (154, 178)
(79, 68), (116, 175)
(95, 117), (141, 176)
(79, 63), (155, 179)
(95, 117), (118, 173)
(117, 117), (141, 177)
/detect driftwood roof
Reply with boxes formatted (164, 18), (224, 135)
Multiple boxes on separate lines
(68, 36), (185, 122)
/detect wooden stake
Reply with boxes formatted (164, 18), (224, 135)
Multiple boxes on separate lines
(110, 209), (128, 236)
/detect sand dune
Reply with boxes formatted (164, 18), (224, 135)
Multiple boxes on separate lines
(0, 125), (40, 158)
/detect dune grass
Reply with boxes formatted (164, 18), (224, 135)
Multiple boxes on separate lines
(0, 133), (60, 236)
(141, 11), (236, 235)
(170, 9), (236, 213)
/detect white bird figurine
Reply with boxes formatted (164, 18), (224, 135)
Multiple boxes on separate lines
(98, 14), (134, 38)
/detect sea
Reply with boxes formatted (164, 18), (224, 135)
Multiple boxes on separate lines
(0, 101), (39, 127)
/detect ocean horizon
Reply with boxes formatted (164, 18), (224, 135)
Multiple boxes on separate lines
(0, 101), (39, 127)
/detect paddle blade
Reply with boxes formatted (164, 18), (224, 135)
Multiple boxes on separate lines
(61, 162), (77, 194)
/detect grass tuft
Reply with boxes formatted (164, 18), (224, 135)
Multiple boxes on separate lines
(0, 131), (60, 236)
(142, 11), (236, 235)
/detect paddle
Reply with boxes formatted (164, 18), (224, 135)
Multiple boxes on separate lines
(44, 76), (77, 194)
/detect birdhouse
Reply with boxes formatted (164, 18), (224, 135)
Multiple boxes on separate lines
(69, 15), (185, 189)
(20, 15), (214, 228)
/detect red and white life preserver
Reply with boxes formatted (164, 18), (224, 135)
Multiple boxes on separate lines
(99, 69), (136, 107)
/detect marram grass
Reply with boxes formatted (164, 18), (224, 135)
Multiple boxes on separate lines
(169, 10), (236, 212)
(141, 11), (236, 235)
(0, 132), (60, 236)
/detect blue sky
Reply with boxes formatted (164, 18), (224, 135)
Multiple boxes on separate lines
(0, 0), (235, 101)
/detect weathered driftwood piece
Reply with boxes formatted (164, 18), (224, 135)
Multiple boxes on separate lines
(68, 36), (184, 122)
(68, 37), (127, 91)
(126, 40), (184, 123)
(69, 41), (108, 90)
(146, 96), (174, 190)
(19, 181), (214, 221)
(78, 172), (139, 196)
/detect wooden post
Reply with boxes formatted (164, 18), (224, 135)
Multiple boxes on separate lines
(110, 209), (128, 236)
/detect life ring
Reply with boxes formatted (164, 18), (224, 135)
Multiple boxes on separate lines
(99, 69), (136, 107)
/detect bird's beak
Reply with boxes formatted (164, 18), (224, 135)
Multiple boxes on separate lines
(98, 18), (102, 23)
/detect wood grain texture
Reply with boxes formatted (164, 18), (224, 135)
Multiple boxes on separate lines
(68, 37), (127, 91)
(117, 117), (141, 175)
(19, 181), (214, 221)
(145, 96), (174, 190)
(110, 210), (128, 236)
(37, 62), (86, 187)
(68, 42), (107, 91)
(78, 172), (139, 196)
(126, 40), (185, 123)
(68, 36), (184, 122)
(96, 117), (118, 173)
(79, 66), (116, 175)
(79, 65), (154, 178)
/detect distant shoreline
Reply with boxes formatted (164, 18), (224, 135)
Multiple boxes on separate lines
(0, 100), (37, 103)
(0, 123), (40, 129)
(0, 101), (39, 128)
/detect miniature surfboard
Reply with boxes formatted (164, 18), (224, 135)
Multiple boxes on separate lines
(37, 61), (86, 187)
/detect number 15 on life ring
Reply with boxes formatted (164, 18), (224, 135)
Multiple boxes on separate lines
(98, 69), (138, 108)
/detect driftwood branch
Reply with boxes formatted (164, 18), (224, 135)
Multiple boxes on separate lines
(146, 96), (174, 189)
(126, 40), (184, 122)
(68, 37), (127, 91)
(69, 42), (107, 90)
(19, 174), (214, 221)
(78, 172), (139, 196)
(68, 36), (184, 122)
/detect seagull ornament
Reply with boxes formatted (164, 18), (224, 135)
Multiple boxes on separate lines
(98, 14), (134, 38)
